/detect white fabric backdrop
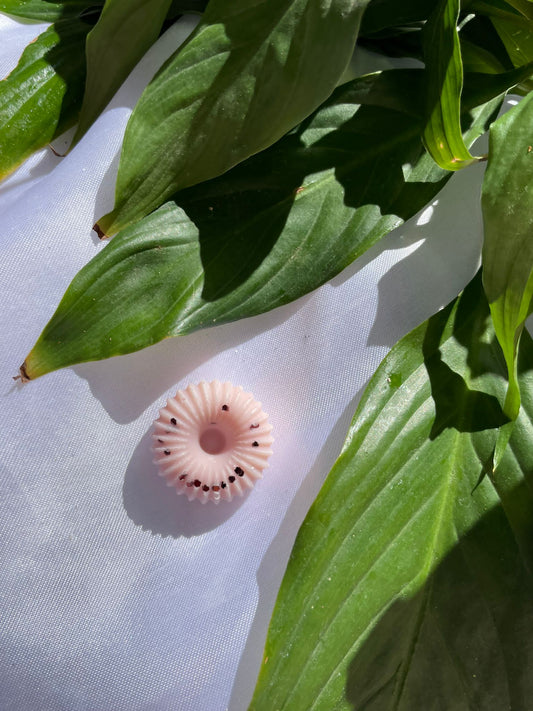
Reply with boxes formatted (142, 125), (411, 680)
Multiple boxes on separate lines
(0, 13), (496, 711)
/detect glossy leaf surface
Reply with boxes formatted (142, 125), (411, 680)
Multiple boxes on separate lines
(72, 0), (173, 145)
(96, 0), (370, 236)
(422, 0), (477, 170)
(21, 69), (507, 379)
(0, 0), (102, 20)
(482, 92), (533, 423)
(0, 19), (89, 181)
(249, 273), (533, 710)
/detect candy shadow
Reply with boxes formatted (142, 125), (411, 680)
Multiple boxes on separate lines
(123, 429), (247, 537)
(367, 158), (487, 350)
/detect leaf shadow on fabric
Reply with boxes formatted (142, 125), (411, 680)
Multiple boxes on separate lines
(88, 14), (202, 224)
(343, 502), (533, 710)
(364, 156), (485, 351)
(73, 292), (308, 424)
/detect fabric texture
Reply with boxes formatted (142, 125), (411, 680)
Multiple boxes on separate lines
(1, 13), (490, 711)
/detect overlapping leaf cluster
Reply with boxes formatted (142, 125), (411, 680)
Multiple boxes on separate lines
(3, 0), (533, 706)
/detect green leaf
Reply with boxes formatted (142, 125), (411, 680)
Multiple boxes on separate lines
(492, 14), (533, 66)
(489, 5), (533, 93)
(459, 13), (514, 73)
(0, 0), (102, 21)
(482, 92), (533, 426)
(71, 0), (173, 146)
(0, 19), (89, 181)
(461, 38), (507, 73)
(461, 60), (533, 105)
(20, 69), (507, 380)
(249, 272), (533, 710)
(422, 0), (478, 170)
(505, 0), (533, 22)
(472, 0), (533, 76)
(0, 0), (203, 22)
(95, 0), (370, 237)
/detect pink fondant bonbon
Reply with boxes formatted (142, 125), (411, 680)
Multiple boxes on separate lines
(152, 381), (273, 503)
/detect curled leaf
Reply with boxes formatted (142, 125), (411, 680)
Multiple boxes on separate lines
(422, 0), (478, 170)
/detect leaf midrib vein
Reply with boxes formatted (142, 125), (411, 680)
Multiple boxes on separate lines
(297, 490), (445, 711)
(391, 435), (460, 709)
(288, 430), (460, 709)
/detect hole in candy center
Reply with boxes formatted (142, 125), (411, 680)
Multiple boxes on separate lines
(199, 427), (227, 455)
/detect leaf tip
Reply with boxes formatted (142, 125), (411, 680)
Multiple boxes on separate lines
(48, 143), (65, 158)
(13, 361), (31, 384)
(93, 222), (108, 240)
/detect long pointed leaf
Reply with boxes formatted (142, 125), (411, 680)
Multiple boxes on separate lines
(422, 0), (478, 170)
(249, 272), (533, 710)
(71, 0), (173, 146)
(95, 0), (370, 237)
(20, 69), (506, 380)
